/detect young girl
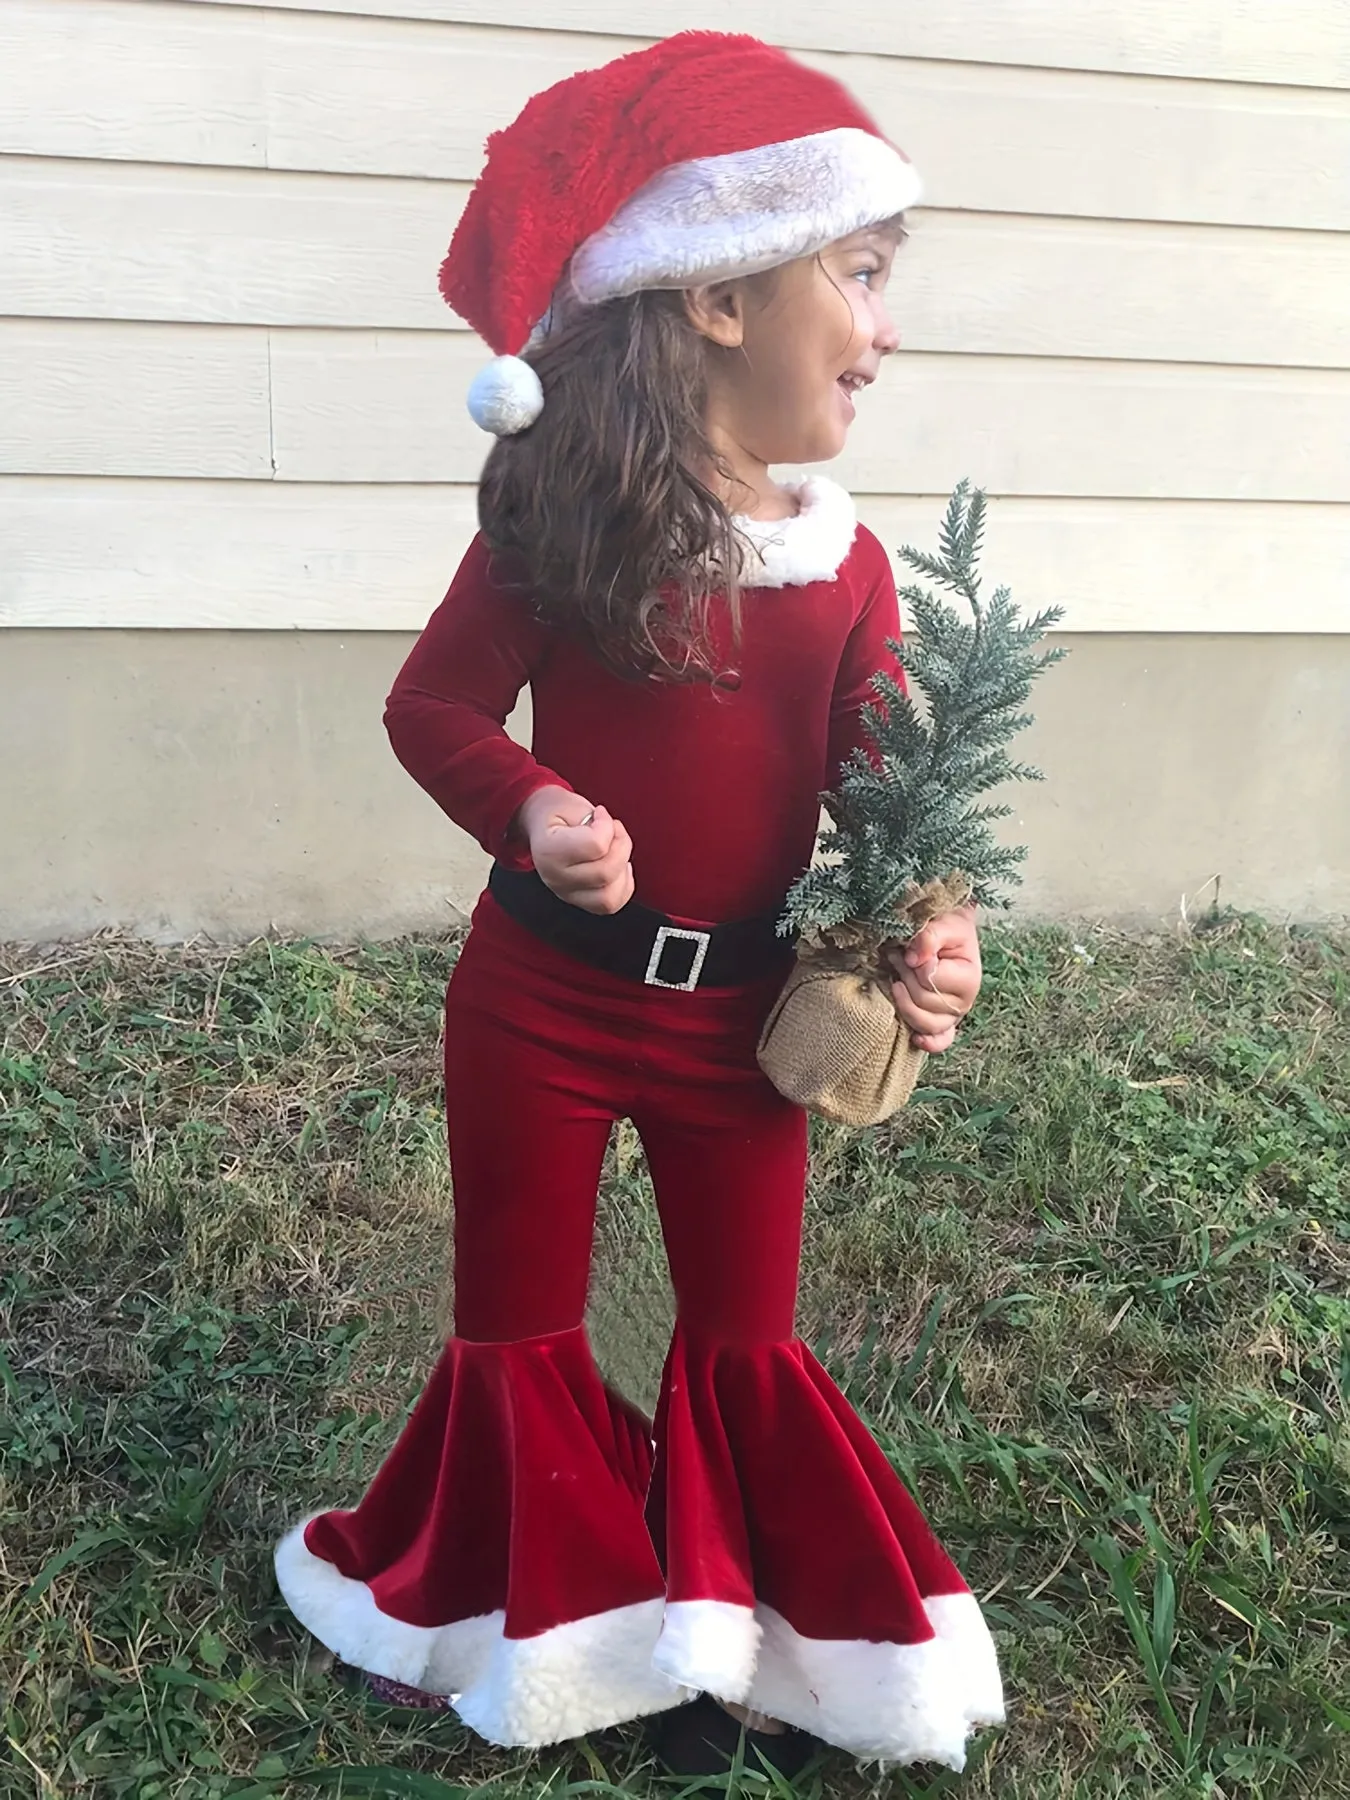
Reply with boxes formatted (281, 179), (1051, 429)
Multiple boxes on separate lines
(276, 32), (1001, 1777)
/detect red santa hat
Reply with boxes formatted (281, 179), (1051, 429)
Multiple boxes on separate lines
(441, 32), (921, 436)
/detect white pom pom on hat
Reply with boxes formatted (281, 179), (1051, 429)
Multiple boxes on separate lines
(466, 355), (545, 437)
(441, 33), (921, 437)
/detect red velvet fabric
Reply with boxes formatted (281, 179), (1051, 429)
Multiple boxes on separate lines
(306, 1328), (660, 1639)
(650, 1332), (965, 1635)
(383, 528), (902, 923)
(300, 901), (971, 1657)
(443, 897), (805, 1345)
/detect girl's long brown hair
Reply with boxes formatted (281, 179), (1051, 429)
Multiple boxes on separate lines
(477, 289), (741, 681)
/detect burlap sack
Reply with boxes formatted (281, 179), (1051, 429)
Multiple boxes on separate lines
(757, 874), (971, 1128)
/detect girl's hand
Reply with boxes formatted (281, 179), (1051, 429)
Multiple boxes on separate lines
(516, 785), (635, 915)
(887, 907), (981, 1054)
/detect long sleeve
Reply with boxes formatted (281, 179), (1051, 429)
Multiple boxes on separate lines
(826, 526), (905, 787)
(384, 535), (570, 865)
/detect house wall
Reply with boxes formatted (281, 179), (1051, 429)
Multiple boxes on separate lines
(2, 0), (1347, 937)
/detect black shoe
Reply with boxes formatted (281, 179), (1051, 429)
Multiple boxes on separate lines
(649, 1693), (819, 1781)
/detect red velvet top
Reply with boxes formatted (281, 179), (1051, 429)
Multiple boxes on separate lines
(384, 479), (901, 925)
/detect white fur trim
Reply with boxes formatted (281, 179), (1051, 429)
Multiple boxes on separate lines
(454, 1601), (690, 1746)
(746, 1592), (1005, 1771)
(467, 354), (545, 436)
(735, 476), (858, 588)
(275, 1520), (689, 1746)
(926, 1589), (1006, 1733)
(277, 1520), (1001, 1761)
(652, 1598), (762, 1703)
(571, 128), (920, 304)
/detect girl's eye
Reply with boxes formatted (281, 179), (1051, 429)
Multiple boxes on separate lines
(851, 265), (884, 288)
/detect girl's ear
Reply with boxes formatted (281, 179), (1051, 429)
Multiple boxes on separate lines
(683, 281), (746, 348)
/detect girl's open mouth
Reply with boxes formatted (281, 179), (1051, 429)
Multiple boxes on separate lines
(836, 373), (868, 420)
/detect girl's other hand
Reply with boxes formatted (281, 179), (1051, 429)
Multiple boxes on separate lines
(886, 907), (982, 1054)
(517, 786), (635, 915)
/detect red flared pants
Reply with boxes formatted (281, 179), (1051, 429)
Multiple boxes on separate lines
(275, 895), (1003, 1767)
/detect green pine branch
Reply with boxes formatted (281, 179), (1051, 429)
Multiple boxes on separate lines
(783, 480), (1066, 941)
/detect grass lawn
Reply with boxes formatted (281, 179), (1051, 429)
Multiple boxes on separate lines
(2, 916), (1347, 1800)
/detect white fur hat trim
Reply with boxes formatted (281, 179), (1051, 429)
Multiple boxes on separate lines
(570, 127), (919, 304)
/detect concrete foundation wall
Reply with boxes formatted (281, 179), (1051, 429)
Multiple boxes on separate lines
(2, 630), (1345, 941)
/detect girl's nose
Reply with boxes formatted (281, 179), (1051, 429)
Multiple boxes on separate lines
(874, 303), (901, 355)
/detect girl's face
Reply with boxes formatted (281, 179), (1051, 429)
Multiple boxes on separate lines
(692, 228), (902, 472)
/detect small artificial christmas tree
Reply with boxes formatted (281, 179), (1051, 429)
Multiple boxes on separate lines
(758, 481), (1065, 1126)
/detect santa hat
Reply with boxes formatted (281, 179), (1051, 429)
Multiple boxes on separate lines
(441, 32), (920, 436)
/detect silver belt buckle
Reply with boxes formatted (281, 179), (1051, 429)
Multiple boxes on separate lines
(645, 924), (712, 991)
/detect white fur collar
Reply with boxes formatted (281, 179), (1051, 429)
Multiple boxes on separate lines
(734, 477), (858, 589)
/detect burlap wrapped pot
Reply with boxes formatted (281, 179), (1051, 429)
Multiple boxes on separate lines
(757, 874), (972, 1128)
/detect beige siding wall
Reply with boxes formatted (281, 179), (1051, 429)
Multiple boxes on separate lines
(1, 0), (1347, 934)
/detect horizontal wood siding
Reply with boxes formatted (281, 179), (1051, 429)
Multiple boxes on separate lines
(3, 480), (1345, 634)
(184, 0), (1350, 89)
(7, 160), (1350, 362)
(7, 5), (1350, 229)
(2, 0), (1348, 630)
(8, 321), (1350, 505)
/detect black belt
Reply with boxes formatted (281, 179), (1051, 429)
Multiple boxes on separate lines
(487, 864), (795, 991)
